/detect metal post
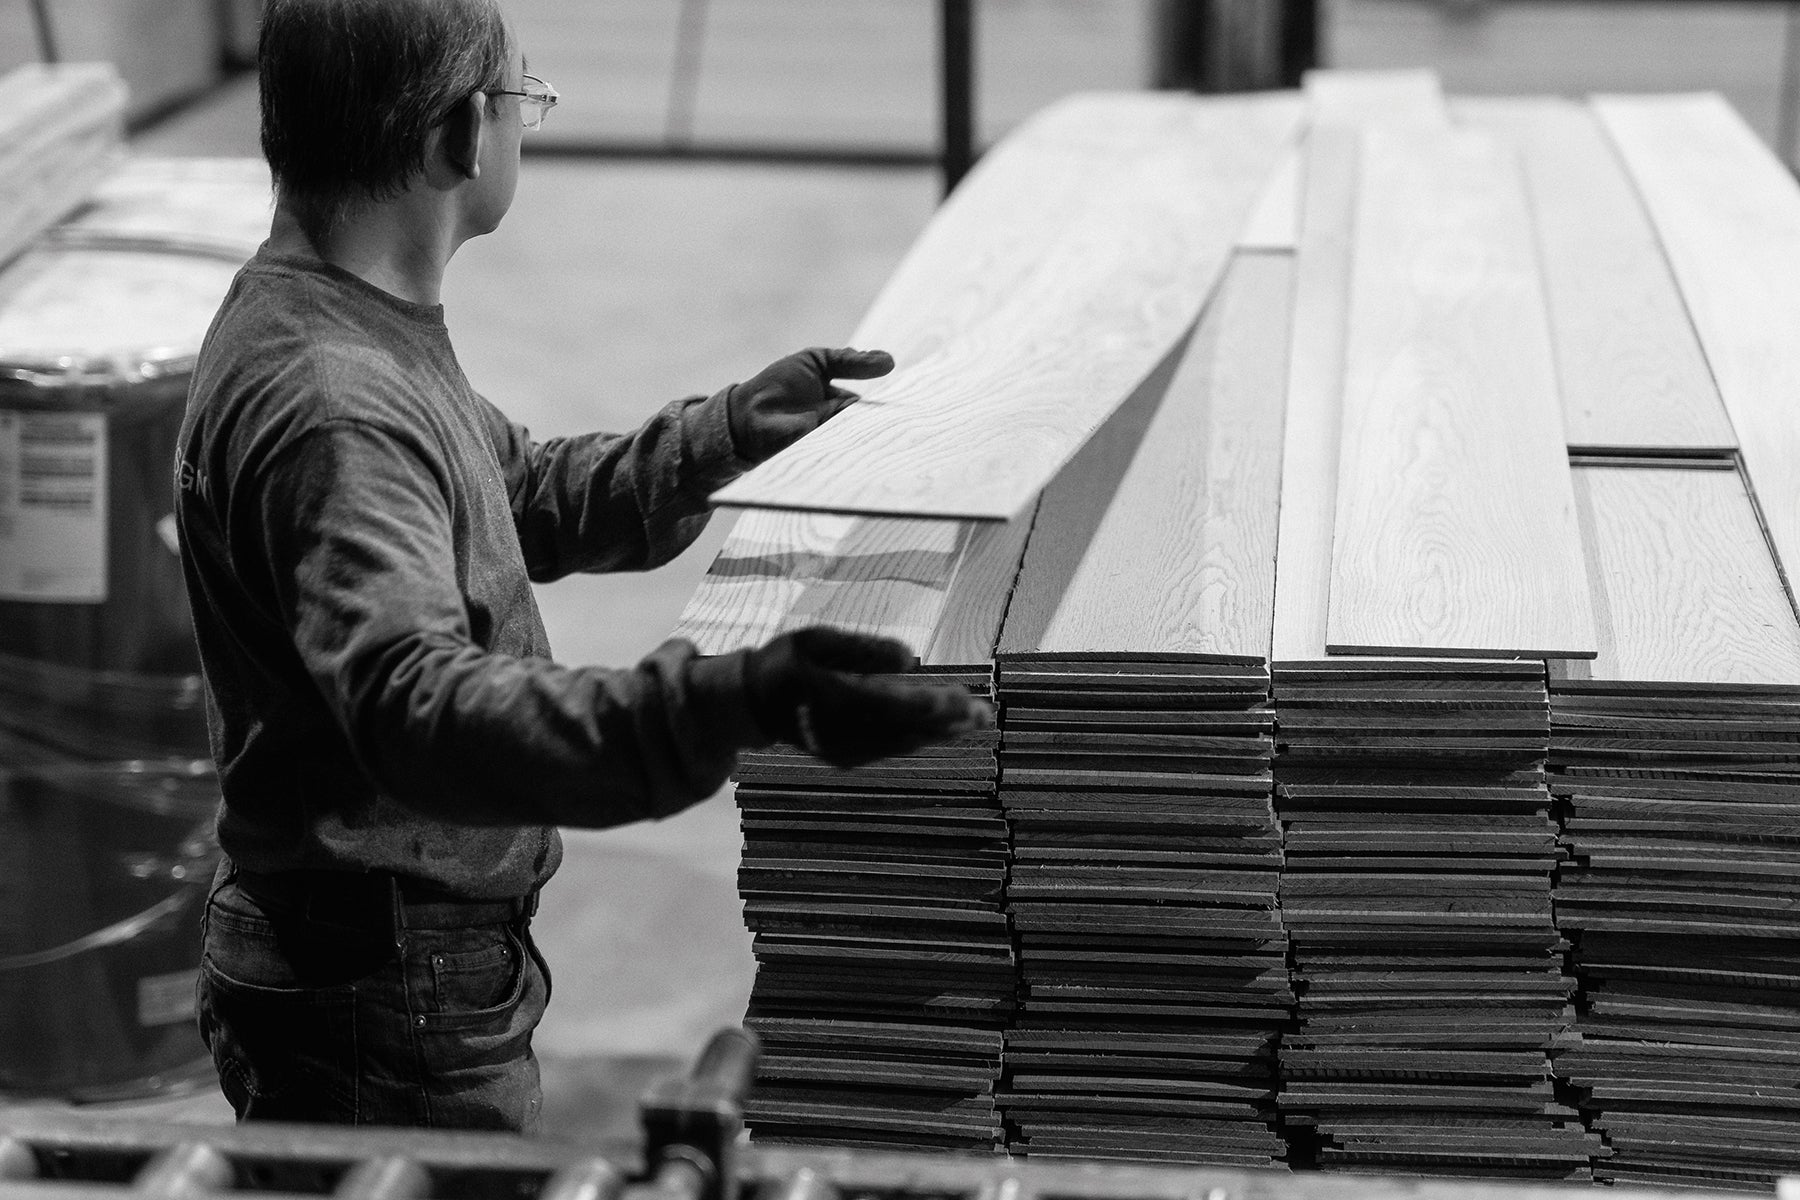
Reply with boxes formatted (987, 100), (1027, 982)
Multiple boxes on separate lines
(1153, 0), (1205, 90)
(1280, 0), (1319, 87)
(28, 0), (58, 62)
(940, 0), (976, 197)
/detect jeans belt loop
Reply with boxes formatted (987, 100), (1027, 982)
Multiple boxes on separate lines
(387, 874), (406, 949)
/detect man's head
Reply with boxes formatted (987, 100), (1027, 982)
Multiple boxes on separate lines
(259, 0), (517, 239)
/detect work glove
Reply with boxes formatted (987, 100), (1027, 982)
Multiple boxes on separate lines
(726, 347), (895, 462)
(744, 626), (993, 768)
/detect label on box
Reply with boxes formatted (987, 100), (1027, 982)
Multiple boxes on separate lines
(0, 410), (108, 602)
(137, 968), (199, 1027)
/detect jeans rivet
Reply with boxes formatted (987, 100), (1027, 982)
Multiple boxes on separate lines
(415, 1015), (426, 1027)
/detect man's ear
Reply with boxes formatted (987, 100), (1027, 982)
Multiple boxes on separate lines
(438, 92), (486, 181)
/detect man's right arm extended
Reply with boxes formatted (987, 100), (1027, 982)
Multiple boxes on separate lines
(243, 417), (984, 830)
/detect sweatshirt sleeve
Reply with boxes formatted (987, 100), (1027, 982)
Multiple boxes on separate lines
(484, 387), (756, 582)
(247, 416), (769, 829)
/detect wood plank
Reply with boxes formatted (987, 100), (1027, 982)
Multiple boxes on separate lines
(860, 92), (1223, 370)
(993, 339), (1183, 658)
(1303, 67), (1450, 128)
(1269, 127), (1359, 666)
(926, 505), (1036, 666)
(677, 98), (1209, 655)
(1237, 144), (1301, 251)
(1570, 464), (1800, 685)
(670, 512), (976, 655)
(1594, 92), (1800, 603)
(1326, 126), (1596, 659)
(1452, 96), (1735, 454)
(710, 93), (1303, 521)
(0, 63), (126, 271)
(1001, 254), (1293, 659)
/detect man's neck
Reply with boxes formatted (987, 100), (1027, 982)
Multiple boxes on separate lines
(267, 194), (460, 307)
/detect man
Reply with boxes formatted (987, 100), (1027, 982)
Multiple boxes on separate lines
(175, 0), (989, 1132)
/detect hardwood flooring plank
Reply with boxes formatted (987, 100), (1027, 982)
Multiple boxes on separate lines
(925, 506), (1036, 667)
(676, 97), (1199, 654)
(1303, 68), (1450, 128)
(1326, 127), (1596, 659)
(710, 94), (1303, 521)
(670, 512), (976, 655)
(1238, 144), (1301, 251)
(1001, 254), (1293, 659)
(1594, 93), (1800, 602)
(861, 92), (1218, 371)
(991, 338), (1181, 657)
(1452, 97), (1735, 454)
(1570, 465), (1800, 685)
(1270, 127), (1359, 666)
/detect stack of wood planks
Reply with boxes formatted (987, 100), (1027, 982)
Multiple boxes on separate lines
(733, 671), (1011, 1151)
(675, 87), (1301, 1156)
(990, 253), (1294, 1168)
(674, 71), (1800, 1189)
(1270, 658), (1592, 1178)
(1549, 459), (1800, 1191)
(0, 63), (126, 271)
(1259, 76), (1594, 1180)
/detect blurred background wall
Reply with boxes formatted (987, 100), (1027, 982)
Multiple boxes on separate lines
(7, 0), (1800, 166)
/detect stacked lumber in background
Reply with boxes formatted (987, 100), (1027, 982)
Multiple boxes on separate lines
(677, 72), (1800, 1185)
(0, 63), (126, 271)
(1548, 462), (1800, 1193)
(991, 252), (1293, 1168)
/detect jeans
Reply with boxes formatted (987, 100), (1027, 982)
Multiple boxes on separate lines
(195, 870), (551, 1131)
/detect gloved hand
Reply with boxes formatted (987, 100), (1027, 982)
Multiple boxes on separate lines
(726, 347), (895, 462)
(744, 626), (994, 768)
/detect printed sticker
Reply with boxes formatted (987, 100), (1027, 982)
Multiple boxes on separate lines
(137, 968), (199, 1027)
(0, 410), (108, 602)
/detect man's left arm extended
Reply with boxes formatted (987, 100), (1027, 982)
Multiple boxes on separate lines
(489, 346), (893, 579)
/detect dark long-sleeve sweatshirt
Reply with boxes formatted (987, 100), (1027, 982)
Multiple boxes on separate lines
(174, 246), (763, 899)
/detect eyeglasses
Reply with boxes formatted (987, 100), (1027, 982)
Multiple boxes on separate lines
(489, 73), (558, 130)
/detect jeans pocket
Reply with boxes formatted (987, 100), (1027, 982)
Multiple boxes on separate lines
(416, 924), (529, 1033)
(198, 955), (359, 1120)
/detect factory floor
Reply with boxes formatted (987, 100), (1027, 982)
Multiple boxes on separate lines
(0, 2), (1153, 1150)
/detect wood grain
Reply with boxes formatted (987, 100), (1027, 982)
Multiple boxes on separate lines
(860, 91), (1221, 367)
(994, 337), (1185, 658)
(1594, 93), (1800, 602)
(1270, 127), (1360, 666)
(926, 504), (1036, 666)
(1000, 254), (1293, 659)
(1326, 127), (1596, 659)
(1303, 68), (1450, 128)
(0, 64), (126, 271)
(1452, 97), (1735, 453)
(710, 93), (1303, 521)
(669, 511), (972, 655)
(1571, 464), (1800, 685)
(676, 100), (1210, 656)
